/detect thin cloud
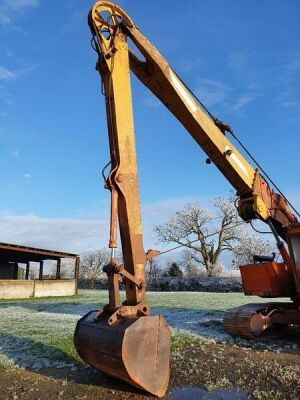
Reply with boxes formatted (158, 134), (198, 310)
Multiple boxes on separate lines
(178, 57), (203, 73)
(231, 92), (258, 111)
(4, 97), (14, 106)
(0, 11), (9, 25)
(272, 56), (300, 106)
(0, 213), (108, 253)
(195, 75), (261, 114)
(11, 150), (20, 158)
(195, 79), (231, 107)
(17, 63), (39, 77)
(5, 51), (14, 58)
(282, 101), (298, 108)
(0, 64), (38, 81)
(0, 0), (39, 25)
(23, 173), (31, 178)
(5, 0), (39, 11)
(0, 194), (229, 254)
(0, 66), (16, 80)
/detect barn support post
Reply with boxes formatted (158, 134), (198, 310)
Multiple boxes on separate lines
(39, 261), (44, 280)
(75, 256), (80, 295)
(56, 258), (61, 280)
(25, 262), (30, 280)
(13, 262), (18, 280)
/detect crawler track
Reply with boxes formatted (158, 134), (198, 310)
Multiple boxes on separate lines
(224, 303), (278, 339)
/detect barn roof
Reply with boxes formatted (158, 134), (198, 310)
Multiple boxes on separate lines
(0, 242), (78, 263)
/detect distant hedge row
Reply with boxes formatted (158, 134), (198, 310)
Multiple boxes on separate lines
(78, 276), (242, 292)
(147, 276), (242, 292)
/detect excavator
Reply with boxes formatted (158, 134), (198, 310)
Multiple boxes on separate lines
(74, 1), (300, 397)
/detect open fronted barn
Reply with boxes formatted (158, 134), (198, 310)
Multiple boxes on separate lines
(0, 243), (80, 299)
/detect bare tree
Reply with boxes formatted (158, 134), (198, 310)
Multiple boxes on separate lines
(80, 249), (111, 289)
(155, 196), (277, 276)
(147, 258), (161, 281)
(155, 196), (243, 276)
(48, 259), (75, 279)
(232, 232), (277, 267)
(181, 249), (210, 277)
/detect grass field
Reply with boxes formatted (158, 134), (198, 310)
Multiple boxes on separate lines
(0, 290), (299, 399)
(0, 290), (294, 370)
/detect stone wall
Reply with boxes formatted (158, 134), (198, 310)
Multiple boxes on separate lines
(34, 280), (76, 298)
(0, 279), (77, 299)
(0, 280), (34, 299)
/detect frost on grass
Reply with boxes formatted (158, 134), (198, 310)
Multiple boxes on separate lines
(0, 290), (298, 370)
(0, 353), (15, 369)
(0, 306), (80, 370)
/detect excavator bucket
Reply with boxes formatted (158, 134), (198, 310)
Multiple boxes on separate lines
(74, 311), (171, 398)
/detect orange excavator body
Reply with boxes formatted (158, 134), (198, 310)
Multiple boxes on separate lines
(74, 1), (300, 397)
(240, 262), (294, 298)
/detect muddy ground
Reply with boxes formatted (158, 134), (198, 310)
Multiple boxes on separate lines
(1, 336), (299, 400)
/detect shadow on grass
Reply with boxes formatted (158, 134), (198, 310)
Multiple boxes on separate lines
(0, 332), (147, 396)
(0, 301), (101, 316)
(0, 332), (79, 366)
(38, 364), (146, 396)
(0, 296), (224, 315)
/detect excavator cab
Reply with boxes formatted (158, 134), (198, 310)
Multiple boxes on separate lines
(239, 260), (294, 298)
(239, 225), (300, 299)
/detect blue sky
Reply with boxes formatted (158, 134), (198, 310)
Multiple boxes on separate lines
(0, 0), (299, 253)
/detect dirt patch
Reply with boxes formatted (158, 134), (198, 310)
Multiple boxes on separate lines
(0, 367), (148, 400)
(0, 339), (299, 400)
(171, 341), (300, 400)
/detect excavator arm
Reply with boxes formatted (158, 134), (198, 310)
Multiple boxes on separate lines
(97, 19), (147, 308)
(89, 1), (297, 244)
